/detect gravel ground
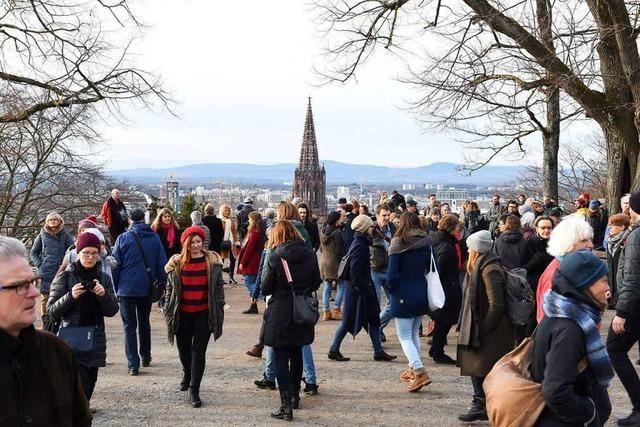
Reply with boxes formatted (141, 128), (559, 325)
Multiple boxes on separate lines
(89, 278), (633, 426)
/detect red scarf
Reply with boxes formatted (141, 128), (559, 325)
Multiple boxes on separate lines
(161, 223), (176, 248)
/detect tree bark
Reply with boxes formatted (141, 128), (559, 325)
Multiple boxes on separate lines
(602, 112), (638, 213)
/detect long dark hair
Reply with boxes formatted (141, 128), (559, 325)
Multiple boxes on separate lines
(394, 212), (422, 244)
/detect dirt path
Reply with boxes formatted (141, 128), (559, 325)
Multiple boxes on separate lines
(90, 279), (631, 426)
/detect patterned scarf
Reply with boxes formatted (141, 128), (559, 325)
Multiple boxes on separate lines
(543, 290), (614, 387)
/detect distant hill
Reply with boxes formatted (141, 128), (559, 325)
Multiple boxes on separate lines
(108, 160), (524, 186)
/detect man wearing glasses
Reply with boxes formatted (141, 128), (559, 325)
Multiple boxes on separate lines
(0, 235), (91, 426)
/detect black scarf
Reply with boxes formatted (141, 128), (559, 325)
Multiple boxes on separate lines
(72, 261), (104, 327)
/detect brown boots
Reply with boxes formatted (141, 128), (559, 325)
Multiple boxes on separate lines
(323, 308), (342, 321)
(323, 310), (332, 321)
(407, 368), (431, 392)
(246, 343), (264, 358)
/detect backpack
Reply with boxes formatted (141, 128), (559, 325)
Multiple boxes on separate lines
(503, 267), (535, 326)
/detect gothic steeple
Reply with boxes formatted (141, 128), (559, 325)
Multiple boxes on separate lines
(298, 97), (320, 170)
(293, 97), (327, 215)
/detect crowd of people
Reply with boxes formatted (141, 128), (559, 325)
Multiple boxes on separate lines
(1, 187), (640, 426)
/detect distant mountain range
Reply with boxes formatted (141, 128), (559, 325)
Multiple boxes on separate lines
(108, 160), (525, 186)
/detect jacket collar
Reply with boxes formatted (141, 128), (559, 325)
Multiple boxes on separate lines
(0, 325), (38, 361)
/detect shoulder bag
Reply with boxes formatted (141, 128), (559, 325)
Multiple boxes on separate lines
(281, 258), (319, 326)
(483, 327), (588, 427)
(131, 231), (164, 303)
(425, 250), (445, 311)
(58, 325), (97, 357)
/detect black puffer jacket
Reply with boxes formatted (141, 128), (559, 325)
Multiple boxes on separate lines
(520, 233), (554, 293)
(531, 274), (611, 426)
(492, 229), (526, 269)
(430, 230), (462, 325)
(47, 261), (119, 368)
(261, 240), (322, 348)
(615, 222), (640, 319)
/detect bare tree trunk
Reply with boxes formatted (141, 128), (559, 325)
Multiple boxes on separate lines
(603, 112), (638, 213)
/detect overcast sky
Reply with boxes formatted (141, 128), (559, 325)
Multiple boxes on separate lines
(95, 0), (591, 171)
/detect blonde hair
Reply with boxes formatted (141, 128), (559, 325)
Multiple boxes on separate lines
(219, 204), (232, 218)
(151, 208), (178, 231)
(45, 211), (64, 225)
(467, 248), (480, 275)
(248, 211), (262, 234)
(204, 203), (215, 215)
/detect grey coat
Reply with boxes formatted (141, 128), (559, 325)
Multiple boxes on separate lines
(47, 262), (119, 368)
(615, 222), (640, 319)
(30, 227), (74, 293)
(163, 251), (226, 345)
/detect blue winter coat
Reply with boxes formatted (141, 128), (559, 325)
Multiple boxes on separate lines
(112, 222), (167, 297)
(386, 232), (432, 318)
(341, 232), (380, 337)
(30, 227), (74, 293)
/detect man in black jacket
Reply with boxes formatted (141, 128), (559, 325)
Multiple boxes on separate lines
(340, 203), (357, 249)
(607, 191), (640, 426)
(297, 203), (320, 252)
(0, 235), (91, 426)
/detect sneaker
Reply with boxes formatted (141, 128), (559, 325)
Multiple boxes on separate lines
(618, 410), (640, 426)
(254, 376), (277, 390)
(373, 350), (397, 361)
(142, 357), (152, 367)
(302, 379), (319, 395)
(328, 350), (350, 361)
(432, 354), (457, 365)
(128, 368), (139, 376)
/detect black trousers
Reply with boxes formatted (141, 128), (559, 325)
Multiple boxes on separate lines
(176, 310), (212, 390)
(274, 347), (303, 392)
(78, 365), (99, 401)
(471, 376), (485, 406)
(606, 319), (640, 410)
(228, 250), (236, 278)
(429, 321), (453, 357)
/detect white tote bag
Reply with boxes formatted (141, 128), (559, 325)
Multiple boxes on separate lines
(426, 251), (446, 311)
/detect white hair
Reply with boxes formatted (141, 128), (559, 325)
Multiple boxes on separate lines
(547, 217), (594, 257)
(520, 212), (536, 228)
(0, 235), (28, 260)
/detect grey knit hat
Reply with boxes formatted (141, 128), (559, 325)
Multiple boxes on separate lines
(351, 214), (374, 233)
(466, 230), (493, 254)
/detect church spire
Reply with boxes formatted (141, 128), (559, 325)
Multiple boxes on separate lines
(298, 97), (320, 170)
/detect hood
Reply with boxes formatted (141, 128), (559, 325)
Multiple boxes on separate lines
(551, 269), (601, 311)
(500, 229), (524, 243)
(165, 250), (222, 273)
(389, 230), (430, 255)
(130, 222), (155, 237)
(274, 240), (310, 264)
(321, 224), (339, 243)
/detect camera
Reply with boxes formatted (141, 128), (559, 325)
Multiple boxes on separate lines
(81, 280), (96, 291)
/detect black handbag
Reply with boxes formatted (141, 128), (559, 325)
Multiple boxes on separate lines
(337, 249), (352, 281)
(58, 325), (97, 357)
(42, 313), (61, 334)
(220, 240), (232, 252)
(131, 231), (164, 303)
(281, 258), (319, 326)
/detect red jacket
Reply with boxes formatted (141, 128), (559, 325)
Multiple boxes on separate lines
(536, 258), (560, 322)
(238, 231), (262, 275)
(100, 200), (112, 227)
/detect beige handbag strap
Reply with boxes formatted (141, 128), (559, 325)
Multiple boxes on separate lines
(577, 357), (589, 373)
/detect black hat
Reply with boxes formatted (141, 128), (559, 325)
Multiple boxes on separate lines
(630, 192), (640, 215)
(406, 199), (418, 206)
(130, 209), (145, 222)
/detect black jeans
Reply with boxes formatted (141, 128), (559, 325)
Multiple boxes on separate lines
(176, 310), (212, 390)
(78, 365), (99, 401)
(429, 321), (453, 357)
(228, 250), (236, 279)
(471, 376), (486, 407)
(274, 347), (303, 392)
(606, 319), (640, 410)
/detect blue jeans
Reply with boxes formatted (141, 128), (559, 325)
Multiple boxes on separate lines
(265, 344), (316, 385)
(322, 280), (345, 311)
(371, 270), (393, 331)
(119, 296), (152, 370)
(330, 318), (383, 354)
(395, 316), (423, 369)
(244, 274), (257, 297)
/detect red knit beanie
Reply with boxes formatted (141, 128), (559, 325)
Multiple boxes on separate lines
(76, 232), (101, 253)
(181, 226), (205, 245)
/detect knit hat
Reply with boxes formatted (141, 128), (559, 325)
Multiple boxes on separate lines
(406, 199), (418, 207)
(466, 230), (493, 254)
(130, 209), (145, 222)
(181, 225), (206, 245)
(86, 215), (98, 223)
(75, 232), (101, 253)
(589, 200), (601, 210)
(83, 228), (105, 243)
(558, 250), (608, 290)
(351, 214), (374, 233)
(77, 219), (97, 233)
(629, 192), (640, 215)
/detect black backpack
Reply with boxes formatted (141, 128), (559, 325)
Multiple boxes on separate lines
(503, 267), (535, 326)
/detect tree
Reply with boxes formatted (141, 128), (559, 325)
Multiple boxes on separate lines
(0, 0), (170, 123)
(314, 0), (640, 212)
(178, 194), (197, 228)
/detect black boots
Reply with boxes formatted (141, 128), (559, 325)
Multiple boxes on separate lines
(459, 377), (488, 422)
(254, 374), (277, 390)
(328, 350), (350, 361)
(243, 302), (259, 314)
(291, 385), (300, 410)
(190, 386), (202, 408)
(180, 371), (191, 391)
(270, 390), (293, 421)
(373, 350), (398, 361)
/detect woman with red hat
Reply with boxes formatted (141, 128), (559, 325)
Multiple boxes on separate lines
(163, 226), (226, 408)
